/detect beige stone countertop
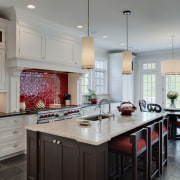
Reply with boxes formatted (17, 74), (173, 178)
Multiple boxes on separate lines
(26, 112), (164, 146)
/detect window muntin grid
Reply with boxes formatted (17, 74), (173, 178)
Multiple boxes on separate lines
(166, 75), (180, 108)
(81, 71), (90, 94)
(143, 73), (156, 103)
(95, 71), (105, 94)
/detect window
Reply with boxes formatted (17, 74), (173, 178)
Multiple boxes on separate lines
(141, 62), (157, 104)
(95, 60), (107, 94)
(81, 59), (107, 95)
(165, 75), (180, 108)
(143, 73), (156, 103)
(81, 71), (91, 94)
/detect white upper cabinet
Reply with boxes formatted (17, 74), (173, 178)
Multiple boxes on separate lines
(18, 27), (45, 60)
(109, 53), (123, 101)
(16, 24), (81, 67)
(108, 53), (135, 103)
(46, 35), (74, 65)
(0, 49), (5, 91)
(0, 18), (8, 92)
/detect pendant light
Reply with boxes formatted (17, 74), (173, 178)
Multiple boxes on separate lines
(122, 10), (132, 74)
(81, 0), (94, 70)
(161, 36), (180, 75)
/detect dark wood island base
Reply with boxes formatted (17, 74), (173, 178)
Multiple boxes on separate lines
(27, 130), (108, 180)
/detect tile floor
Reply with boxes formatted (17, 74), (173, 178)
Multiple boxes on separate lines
(0, 140), (180, 180)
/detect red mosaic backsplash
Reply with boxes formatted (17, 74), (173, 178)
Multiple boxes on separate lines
(20, 70), (68, 108)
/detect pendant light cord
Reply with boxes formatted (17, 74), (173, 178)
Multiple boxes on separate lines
(88, 0), (89, 37)
(172, 35), (174, 59)
(126, 14), (128, 51)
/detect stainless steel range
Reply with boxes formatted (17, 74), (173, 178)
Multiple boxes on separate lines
(37, 107), (82, 124)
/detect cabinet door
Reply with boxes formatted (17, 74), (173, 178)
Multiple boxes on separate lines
(10, 76), (20, 112)
(18, 27), (44, 60)
(0, 49), (5, 91)
(109, 53), (122, 101)
(39, 133), (79, 180)
(39, 134), (61, 180)
(46, 35), (74, 65)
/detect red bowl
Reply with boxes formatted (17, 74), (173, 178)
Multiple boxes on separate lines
(117, 105), (136, 115)
(91, 99), (97, 104)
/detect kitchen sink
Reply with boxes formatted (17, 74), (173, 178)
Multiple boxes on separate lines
(79, 114), (111, 121)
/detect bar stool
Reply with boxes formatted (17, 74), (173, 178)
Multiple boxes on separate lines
(160, 118), (168, 173)
(147, 122), (160, 180)
(109, 128), (148, 180)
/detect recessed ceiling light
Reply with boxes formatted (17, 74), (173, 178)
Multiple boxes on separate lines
(120, 43), (125, 46)
(102, 35), (108, 38)
(27, 4), (36, 9)
(76, 25), (84, 29)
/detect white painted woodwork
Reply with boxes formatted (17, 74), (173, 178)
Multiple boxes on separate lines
(9, 76), (20, 112)
(109, 53), (134, 102)
(122, 73), (134, 102)
(0, 49), (6, 91)
(18, 27), (44, 60)
(109, 53), (122, 101)
(68, 73), (82, 105)
(0, 116), (25, 159)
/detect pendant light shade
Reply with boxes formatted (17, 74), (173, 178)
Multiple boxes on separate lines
(122, 10), (132, 75)
(81, 0), (94, 70)
(161, 36), (180, 75)
(161, 60), (180, 75)
(122, 51), (132, 74)
(82, 36), (94, 69)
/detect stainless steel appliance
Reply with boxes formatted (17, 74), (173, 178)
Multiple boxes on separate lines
(37, 107), (82, 124)
(37, 109), (64, 124)
(63, 107), (82, 119)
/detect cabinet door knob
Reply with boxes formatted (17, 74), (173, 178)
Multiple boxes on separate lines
(57, 140), (61, 145)
(53, 140), (56, 144)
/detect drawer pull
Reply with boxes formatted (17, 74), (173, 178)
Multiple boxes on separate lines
(13, 144), (18, 147)
(13, 130), (18, 134)
(57, 140), (61, 145)
(53, 140), (56, 144)
(14, 120), (18, 122)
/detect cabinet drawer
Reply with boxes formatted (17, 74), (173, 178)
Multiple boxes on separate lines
(0, 140), (24, 157)
(0, 127), (25, 144)
(0, 116), (24, 129)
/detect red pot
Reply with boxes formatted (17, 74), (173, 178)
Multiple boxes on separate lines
(91, 99), (97, 104)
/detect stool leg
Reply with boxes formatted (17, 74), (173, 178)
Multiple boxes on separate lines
(116, 153), (120, 179)
(132, 153), (137, 180)
(121, 154), (124, 176)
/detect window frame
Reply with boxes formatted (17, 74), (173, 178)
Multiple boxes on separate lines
(81, 59), (108, 96)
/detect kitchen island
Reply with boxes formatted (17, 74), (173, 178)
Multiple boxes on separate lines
(26, 112), (164, 180)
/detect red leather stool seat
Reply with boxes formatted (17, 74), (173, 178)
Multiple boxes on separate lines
(152, 131), (159, 141)
(163, 126), (167, 134)
(109, 136), (146, 154)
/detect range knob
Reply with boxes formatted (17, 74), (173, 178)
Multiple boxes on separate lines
(48, 114), (51, 117)
(64, 113), (68, 116)
(52, 114), (55, 116)
(55, 114), (59, 117)
(45, 115), (48, 118)
(77, 110), (79, 112)
(40, 115), (44, 118)
(68, 111), (71, 114)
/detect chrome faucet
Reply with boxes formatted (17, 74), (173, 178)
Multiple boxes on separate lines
(98, 99), (111, 115)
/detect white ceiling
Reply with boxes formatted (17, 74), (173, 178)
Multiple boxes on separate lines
(0, 0), (180, 53)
